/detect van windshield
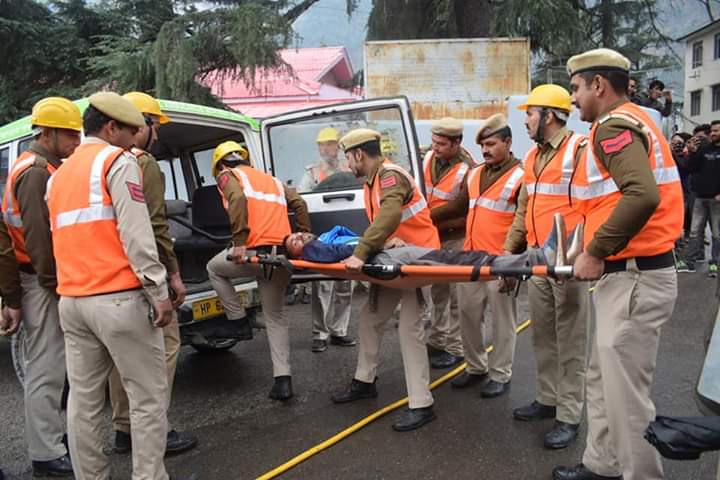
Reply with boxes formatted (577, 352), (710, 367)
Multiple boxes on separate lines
(266, 106), (412, 193)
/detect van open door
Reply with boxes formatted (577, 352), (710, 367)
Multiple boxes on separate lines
(259, 96), (423, 236)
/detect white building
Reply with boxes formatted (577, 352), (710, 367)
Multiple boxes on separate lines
(679, 19), (720, 131)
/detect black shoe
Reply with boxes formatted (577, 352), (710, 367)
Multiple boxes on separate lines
(544, 421), (580, 449)
(430, 351), (464, 369)
(391, 406), (436, 432)
(450, 371), (488, 389)
(331, 378), (378, 403)
(32, 455), (73, 477)
(513, 401), (557, 421)
(552, 464), (622, 480)
(312, 339), (327, 352)
(480, 379), (510, 398)
(268, 376), (293, 401)
(233, 315), (253, 341)
(426, 344), (444, 357)
(166, 429), (199, 456)
(330, 335), (357, 347)
(114, 430), (132, 454)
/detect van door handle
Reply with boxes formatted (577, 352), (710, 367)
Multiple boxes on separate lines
(322, 193), (355, 203)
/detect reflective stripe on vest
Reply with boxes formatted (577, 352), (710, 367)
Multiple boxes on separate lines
(52, 145), (119, 230)
(467, 166), (524, 213)
(525, 133), (582, 196)
(2, 154), (36, 228)
(423, 150), (470, 203)
(375, 163), (428, 223)
(233, 168), (287, 207)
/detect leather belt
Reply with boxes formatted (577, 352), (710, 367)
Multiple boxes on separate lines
(19, 263), (35, 274)
(252, 245), (286, 256)
(603, 251), (675, 274)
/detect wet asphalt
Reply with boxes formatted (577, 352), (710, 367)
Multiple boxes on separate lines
(1, 272), (718, 480)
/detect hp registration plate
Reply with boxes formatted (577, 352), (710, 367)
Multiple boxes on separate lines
(192, 291), (249, 322)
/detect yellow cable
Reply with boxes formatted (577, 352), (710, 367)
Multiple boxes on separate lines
(256, 319), (533, 480)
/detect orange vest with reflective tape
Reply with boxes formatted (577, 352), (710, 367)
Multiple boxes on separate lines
(47, 143), (142, 296)
(464, 163), (524, 255)
(423, 149), (472, 210)
(2, 151), (57, 264)
(523, 132), (586, 247)
(219, 166), (291, 248)
(571, 102), (683, 260)
(364, 161), (440, 249)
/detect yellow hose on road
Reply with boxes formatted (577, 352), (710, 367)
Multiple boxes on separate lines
(255, 319), (533, 480)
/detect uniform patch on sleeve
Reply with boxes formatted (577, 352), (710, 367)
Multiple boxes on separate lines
(380, 175), (398, 189)
(217, 174), (230, 191)
(600, 129), (633, 154)
(126, 182), (145, 202)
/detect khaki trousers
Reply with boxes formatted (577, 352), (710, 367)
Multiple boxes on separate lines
(427, 237), (464, 356)
(311, 280), (352, 340)
(20, 272), (67, 461)
(60, 290), (168, 480)
(528, 275), (590, 424)
(355, 287), (433, 409)
(582, 264), (677, 480)
(457, 279), (518, 382)
(207, 250), (291, 376)
(109, 313), (181, 433)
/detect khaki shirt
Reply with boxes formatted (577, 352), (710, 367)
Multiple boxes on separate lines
(218, 168), (312, 247)
(429, 148), (475, 185)
(504, 128), (585, 253)
(353, 159), (413, 261)
(584, 100), (660, 259)
(428, 148), (476, 240)
(14, 141), (62, 290)
(299, 159), (348, 192)
(85, 137), (169, 302)
(0, 219), (21, 308)
(135, 151), (179, 274)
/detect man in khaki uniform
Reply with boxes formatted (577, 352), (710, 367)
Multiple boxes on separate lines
(48, 92), (194, 480)
(2, 97), (81, 477)
(505, 85), (590, 450)
(207, 141), (311, 401)
(0, 217), (22, 336)
(554, 49), (683, 480)
(331, 128), (440, 432)
(431, 114), (520, 398)
(105, 92), (197, 455)
(424, 117), (475, 369)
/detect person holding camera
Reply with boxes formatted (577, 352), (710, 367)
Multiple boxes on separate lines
(670, 132), (693, 242)
(677, 121), (720, 276)
(636, 79), (673, 117)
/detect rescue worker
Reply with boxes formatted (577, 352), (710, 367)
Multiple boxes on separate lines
(304, 127), (356, 353)
(104, 91), (197, 455)
(47, 92), (192, 480)
(430, 114), (522, 397)
(505, 84), (590, 449)
(331, 128), (441, 432)
(207, 140), (311, 401)
(553, 48), (683, 480)
(2, 96), (81, 477)
(423, 117), (475, 369)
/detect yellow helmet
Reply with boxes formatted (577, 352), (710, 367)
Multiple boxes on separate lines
(122, 92), (171, 124)
(517, 84), (572, 112)
(212, 141), (249, 176)
(31, 97), (82, 132)
(316, 127), (340, 143)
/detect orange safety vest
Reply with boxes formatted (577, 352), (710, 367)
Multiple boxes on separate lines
(2, 151), (57, 265)
(464, 163), (524, 254)
(219, 165), (291, 248)
(364, 161), (440, 249)
(423, 149), (473, 210)
(570, 102), (683, 260)
(47, 143), (142, 296)
(523, 132), (586, 247)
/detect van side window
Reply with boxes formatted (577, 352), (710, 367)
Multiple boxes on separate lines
(192, 148), (216, 187)
(18, 137), (32, 155)
(158, 157), (189, 201)
(266, 107), (412, 193)
(0, 147), (8, 198)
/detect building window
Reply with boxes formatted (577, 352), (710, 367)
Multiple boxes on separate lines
(713, 84), (720, 112)
(691, 90), (702, 116)
(693, 41), (703, 68)
(715, 33), (720, 60)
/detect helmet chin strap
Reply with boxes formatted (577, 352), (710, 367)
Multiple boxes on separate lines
(533, 109), (548, 145)
(142, 129), (153, 152)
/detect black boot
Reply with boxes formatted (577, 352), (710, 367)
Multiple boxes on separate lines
(114, 430), (132, 454)
(391, 406), (436, 432)
(430, 351), (464, 369)
(450, 371), (488, 389)
(31, 455), (74, 477)
(329, 335), (357, 347)
(268, 376), (293, 401)
(233, 315), (253, 341)
(331, 378), (378, 403)
(552, 464), (622, 480)
(166, 429), (199, 456)
(480, 380), (510, 398)
(544, 421), (580, 449)
(513, 401), (557, 421)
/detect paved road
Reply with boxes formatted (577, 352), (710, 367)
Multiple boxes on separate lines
(1, 273), (718, 479)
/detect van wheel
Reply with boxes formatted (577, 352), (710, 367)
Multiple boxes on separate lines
(191, 338), (238, 353)
(10, 323), (26, 386)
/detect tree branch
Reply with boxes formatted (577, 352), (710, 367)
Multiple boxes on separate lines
(284, 0), (322, 23)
